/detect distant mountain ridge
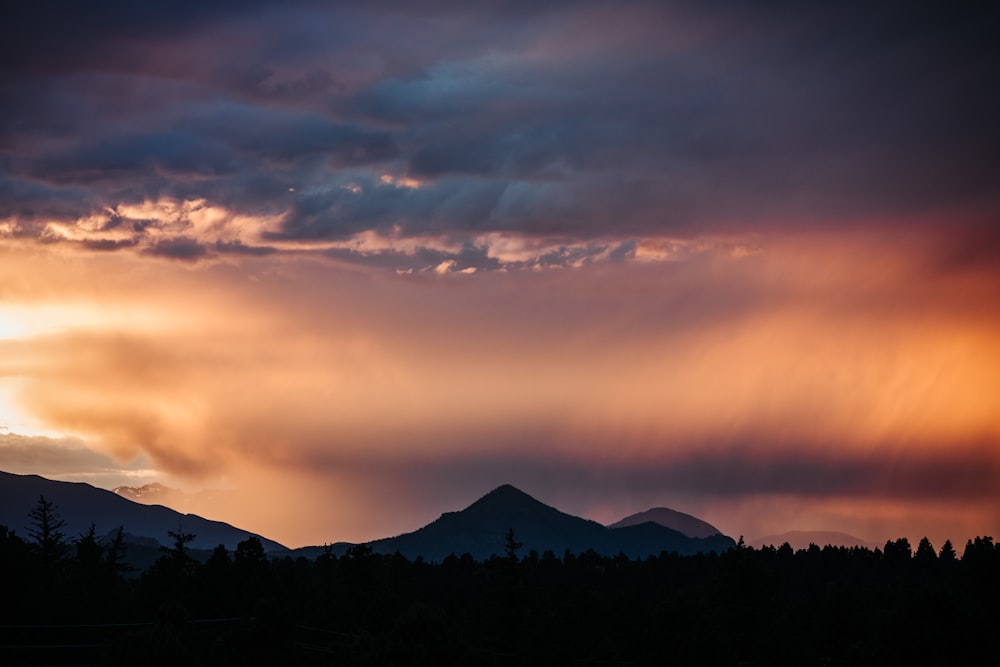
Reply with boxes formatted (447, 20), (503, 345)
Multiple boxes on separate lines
(360, 484), (735, 561)
(608, 507), (724, 538)
(0, 471), (287, 553)
(113, 482), (174, 502)
(3, 472), (736, 564)
(750, 530), (879, 550)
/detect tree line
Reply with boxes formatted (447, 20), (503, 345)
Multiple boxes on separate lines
(1, 495), (998, 665)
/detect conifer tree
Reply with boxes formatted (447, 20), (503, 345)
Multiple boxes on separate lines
(914, 536), (937, 562)
(106, 526), (129, 576)
(938, 539), (957, 562)
(27, 494), (67, 565)
(504, 527), (522, 563)
(75, 523), (104, 567)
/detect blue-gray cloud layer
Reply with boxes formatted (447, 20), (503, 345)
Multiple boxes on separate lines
(1, 1), (997, 264)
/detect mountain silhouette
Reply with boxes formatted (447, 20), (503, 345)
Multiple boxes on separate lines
(113, 482), (176, 503)
(3, 472), (735, 565)
(750, 530), (879, 550)
(365, 484), (735, 561)
(0, 470), (287, 553)
(608, 507), (724, 538)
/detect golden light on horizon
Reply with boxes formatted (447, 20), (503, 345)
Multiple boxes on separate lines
(1, 225), (998, 546)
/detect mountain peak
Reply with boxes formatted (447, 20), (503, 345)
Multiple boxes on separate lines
(609, 506), (723, 539)
(464, 484), (554, 516)
(480, 483), (530, 501)
(366, 483), (733, 562)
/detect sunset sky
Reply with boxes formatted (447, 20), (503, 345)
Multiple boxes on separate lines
(1, 1), (998, 549)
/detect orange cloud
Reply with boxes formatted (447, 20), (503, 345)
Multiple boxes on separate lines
(1, 226), (998, 546)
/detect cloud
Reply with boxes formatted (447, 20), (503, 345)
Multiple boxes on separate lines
(143, 236), (210, 262)
(0, 1), (996, 271)
(0, 432), (157, 488)
(5, 227), (998, 472)
(215, 239), (278, 256)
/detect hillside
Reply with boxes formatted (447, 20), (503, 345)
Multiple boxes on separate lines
(608, 506), (724, 538)
(0, 470), (287, 553)
(366, 484), (735, 561)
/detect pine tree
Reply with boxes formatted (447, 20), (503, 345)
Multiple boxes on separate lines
(938, 539), (957, 562)
(914, 536), (936, 563)
(75, 523), (104, 567)
(106, 526), (129, 576)
(504, 527), (523, 563)
(27, 495), (67, 565)
(164, 523), (197, 575)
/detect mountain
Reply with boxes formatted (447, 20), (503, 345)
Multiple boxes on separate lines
(363, 484), (735, 561)
(113, 482), (176, 503)
(3, 472), (735, 565)
(750, 530), (879, 550)
(610, 521), (734, 556)
(0, 471), (288, 554)
(608, 507), (724, 538)
(113, 482), (229, 515)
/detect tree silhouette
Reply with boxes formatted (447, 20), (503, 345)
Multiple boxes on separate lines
(938, 539), (957, 562)
(3, 524), (1000, 661)
(234, 536), (268, 603)
(206, 543), (230, 570)
(883, 537), (912, 563)
(0, 524), (31, 621)
(106, 526), (130, 577)
(914, 536), (937, 563)
(961, 536), (995, 564)
(167, 525), (195, 558)
(159, 523), (198, 578)
(504, 527), (522, 563)
(27, 494), (67, 566)
(74, 523), (104, 567)
(235, 535), (266, 565)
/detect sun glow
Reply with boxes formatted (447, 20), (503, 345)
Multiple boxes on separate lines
(0, 304), (107, 340)
(1, 224), (998, 546)
(0, 382), (69, 439)
(0, 303), (184, 341)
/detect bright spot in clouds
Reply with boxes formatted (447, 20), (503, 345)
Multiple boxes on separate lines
(379, 173), (423, 189)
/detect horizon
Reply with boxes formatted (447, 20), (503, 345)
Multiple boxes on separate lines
(1, 470), (984, 552)
(2, 1), (998, 551)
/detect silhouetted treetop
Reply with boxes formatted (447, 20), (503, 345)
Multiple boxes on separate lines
(27, 494), (67, 565)
(915, 536), (937, 562)
(504, 527), (523, 563)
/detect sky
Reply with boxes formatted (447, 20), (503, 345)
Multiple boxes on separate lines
(1, 0), (998, 549)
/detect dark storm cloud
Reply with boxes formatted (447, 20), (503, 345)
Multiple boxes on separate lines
(174, 105), (398, 167)
(0, 176), (93, 226)
(0, 0), (281, 80)
(2, 1), (998, 260)
(214, 240), (277, 256)
(144, 237), (210, 262)
(28, 133), (237, 185)
(269, 177), (509, 241)
(82, 238), (139, 252)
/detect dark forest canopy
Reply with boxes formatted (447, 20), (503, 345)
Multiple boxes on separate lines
(2, 500), (998, 665)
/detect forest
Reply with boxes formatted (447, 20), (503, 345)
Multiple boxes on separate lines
(1, 496), (998, 666)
